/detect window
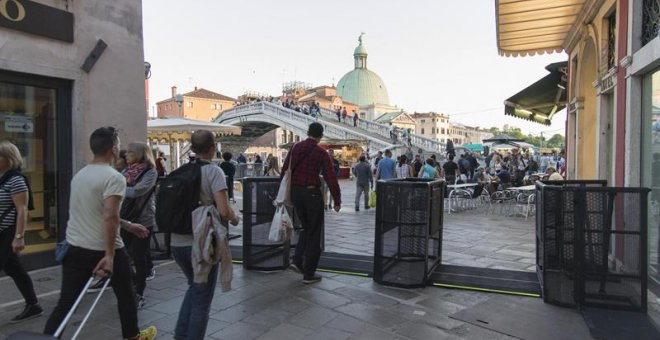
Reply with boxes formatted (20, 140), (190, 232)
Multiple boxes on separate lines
(186, 101), (193, 108)
(421, 119), (425, 123)
(421, 128), (425, 134)
(607, 12), (616, 69)
(441, 128), (445, 134)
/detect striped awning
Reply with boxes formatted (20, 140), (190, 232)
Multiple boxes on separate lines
(496, 0), (586, 57)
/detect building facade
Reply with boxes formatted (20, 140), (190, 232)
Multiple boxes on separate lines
(157, 86), (236, 121)
(411, 112), (492, 145)
(495, 0), (660, 320)
(0, 0), (146, 268)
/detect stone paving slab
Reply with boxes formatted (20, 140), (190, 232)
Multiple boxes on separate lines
(0, 259), (596, 339)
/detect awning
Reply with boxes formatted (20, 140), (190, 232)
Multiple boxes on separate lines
(504, 61), (567, 126)
(496, 0), (585, 57)
(462, 144), (484, 151)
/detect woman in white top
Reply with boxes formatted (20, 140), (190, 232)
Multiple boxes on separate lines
(395, 155), (412, 178)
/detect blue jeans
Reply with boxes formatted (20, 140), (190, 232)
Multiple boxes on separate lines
(171, 246), (219, 340)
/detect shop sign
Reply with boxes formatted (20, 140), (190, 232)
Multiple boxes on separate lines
(5, 117), (33, 133)
(0, 0), (73, 42)
(601, 72), (616, 94)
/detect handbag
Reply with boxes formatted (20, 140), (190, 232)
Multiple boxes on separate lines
(274, 144), (313, 207)
(268, 205), (292, 242)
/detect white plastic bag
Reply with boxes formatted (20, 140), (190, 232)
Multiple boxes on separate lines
(268, 205), (292, 242)
(274, 169), (292, 206)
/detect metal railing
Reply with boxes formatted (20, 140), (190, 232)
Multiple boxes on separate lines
(218, 102), (446, 153)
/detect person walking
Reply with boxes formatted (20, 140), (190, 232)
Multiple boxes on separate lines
(411, 154), (423, 177)
(376, 149), (396, 180)
(442, 155), (459, 184)
(283, 123), (341, 284)
(395, 155), (413, 178)
(342, 107), (348, 123)
(220, 152), (236, 203)
(326, 149), (340, 210)
(352, 111), (358, 127)
(170, 130), (239, 340)
(44, 127), (156, 340)
(0, 141), (43, 323)
(352, 155), (372, 211)
(120, 142), (158, 308)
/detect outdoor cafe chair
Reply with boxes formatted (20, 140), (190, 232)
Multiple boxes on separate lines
(512, 192), (536, 220)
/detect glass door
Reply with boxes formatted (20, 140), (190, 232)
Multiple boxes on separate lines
(0, 72), (69, 256)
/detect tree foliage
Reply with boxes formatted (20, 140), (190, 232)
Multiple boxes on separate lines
(487, 127), (565, 148)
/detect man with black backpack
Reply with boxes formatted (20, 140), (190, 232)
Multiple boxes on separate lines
(157, 130), (239, 339)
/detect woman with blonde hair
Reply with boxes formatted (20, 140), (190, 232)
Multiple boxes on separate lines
(122, 142), (157, 307)
(0, 140), (42, 322)
(89, 142), (157, 307)
(267, 155), (280, 176)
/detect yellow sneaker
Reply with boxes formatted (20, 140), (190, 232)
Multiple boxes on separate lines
(134, 326), (157, 340)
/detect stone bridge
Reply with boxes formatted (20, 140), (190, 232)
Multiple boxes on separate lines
(214, 101), (446, 155)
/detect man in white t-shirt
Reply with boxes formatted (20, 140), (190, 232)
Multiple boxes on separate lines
(44, 127), (156, 340)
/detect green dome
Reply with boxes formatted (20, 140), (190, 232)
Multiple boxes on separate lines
(337, 69), (390, 107)
(354, 44), (368, 55)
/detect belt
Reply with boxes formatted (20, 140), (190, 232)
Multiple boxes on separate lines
(293, 185), (320, 189)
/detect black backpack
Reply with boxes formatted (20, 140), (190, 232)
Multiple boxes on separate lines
(155, 160), (209, 234)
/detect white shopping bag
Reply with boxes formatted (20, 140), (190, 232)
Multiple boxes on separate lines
(274, 169), (292, 206)
(268, 205), (292, 242)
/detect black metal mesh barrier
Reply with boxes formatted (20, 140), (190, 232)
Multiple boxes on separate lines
(374, 178), (445, 288)
(242, 177), (290, 271)
(536, 181), (650, 311)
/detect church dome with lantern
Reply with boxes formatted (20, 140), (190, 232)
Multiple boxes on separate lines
(336, 35), (390, 107)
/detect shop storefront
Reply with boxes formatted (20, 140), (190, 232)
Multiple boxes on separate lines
(0, 1), (147, 269)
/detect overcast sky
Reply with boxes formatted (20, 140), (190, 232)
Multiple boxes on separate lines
(142, 0), (567, 136)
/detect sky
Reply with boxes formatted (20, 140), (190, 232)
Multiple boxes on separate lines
(142, 0), (567, 136)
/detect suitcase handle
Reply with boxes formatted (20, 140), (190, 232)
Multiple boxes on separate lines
(54, 274), (113, 339)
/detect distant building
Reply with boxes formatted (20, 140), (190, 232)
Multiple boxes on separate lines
(297, 85), (359, 113)
(411, 112), (493, 145)
(157, 86), (236, 121)
(374, 111), (416, 132)
(411, 112), (451, 141)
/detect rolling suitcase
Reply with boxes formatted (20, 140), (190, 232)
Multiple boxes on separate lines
(7, 275), (112, 340)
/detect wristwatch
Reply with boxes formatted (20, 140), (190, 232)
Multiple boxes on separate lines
(14, 234), (23, 240)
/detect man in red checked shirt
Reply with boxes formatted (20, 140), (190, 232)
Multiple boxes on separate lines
(282, 122), (341, 284)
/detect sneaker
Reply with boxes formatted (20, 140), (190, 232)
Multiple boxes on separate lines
(145, 268), (156, 281)
(87, 277), (110, 293)
(289, 263), (302, 274)
(131, 326), (157, 340)
(302, 275), (322, 284)
(136, 294), (146, 309)
(9, 303), (43, 323)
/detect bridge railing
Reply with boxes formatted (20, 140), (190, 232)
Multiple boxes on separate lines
(318, 107), (391, 139)
(220, 102), (393, 151)
(218, 102), (446, 153)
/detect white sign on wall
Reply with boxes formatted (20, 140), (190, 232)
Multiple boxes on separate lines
(4, 117), (34, 133)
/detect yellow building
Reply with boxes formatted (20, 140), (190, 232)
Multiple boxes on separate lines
(157, 86), (236, 121)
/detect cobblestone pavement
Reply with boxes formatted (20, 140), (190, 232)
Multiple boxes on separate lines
(231, 179), (536, 271)
(1, 260), (580, 340)
(0, 179), (547, 339)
